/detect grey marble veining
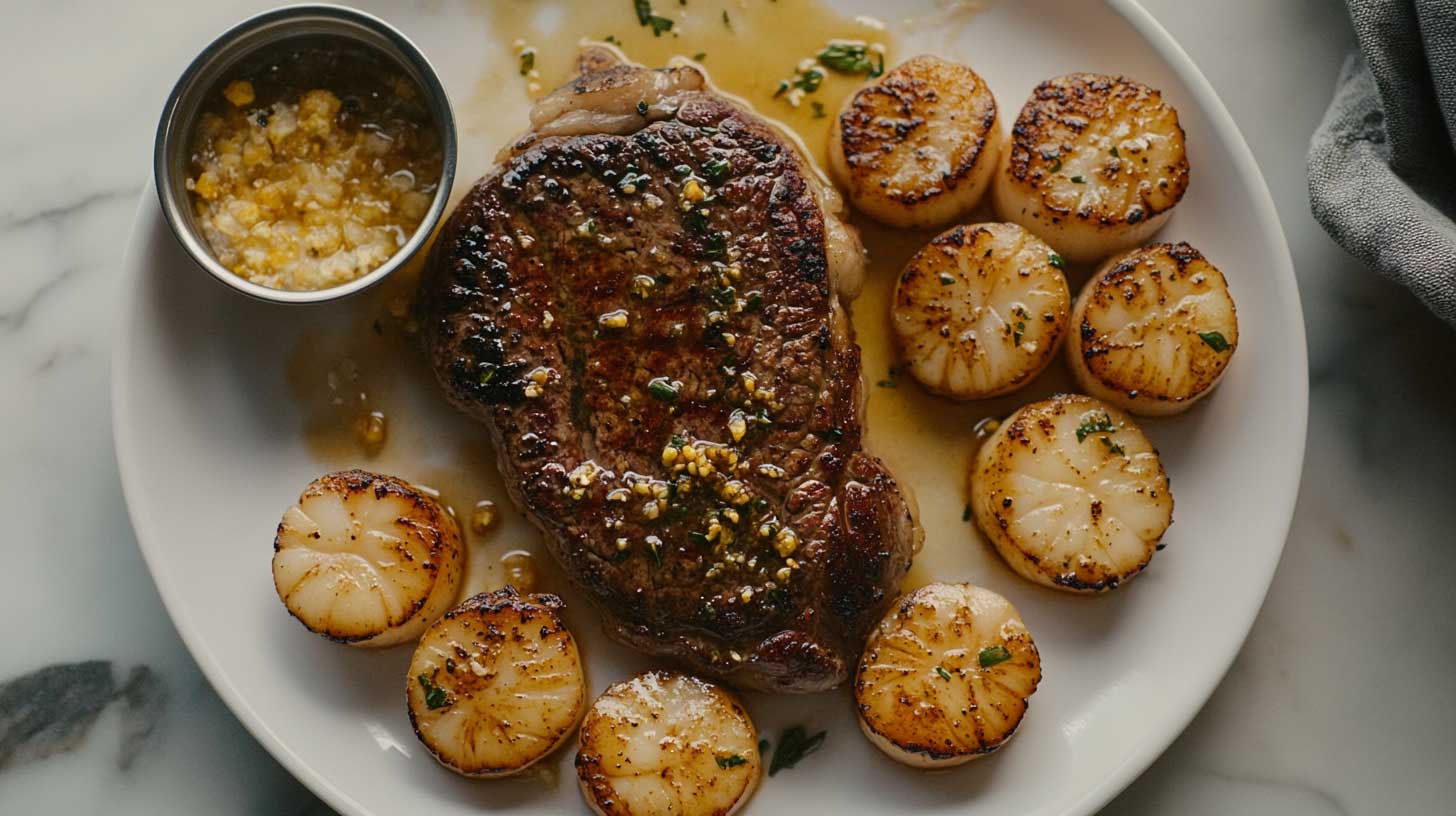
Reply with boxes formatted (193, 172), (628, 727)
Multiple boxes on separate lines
(1, 1), (1453, 814)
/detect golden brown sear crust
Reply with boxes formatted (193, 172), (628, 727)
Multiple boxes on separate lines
(1005, 73), (1189, 225)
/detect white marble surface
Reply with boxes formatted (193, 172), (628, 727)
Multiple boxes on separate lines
(1, 1), (1453, 813)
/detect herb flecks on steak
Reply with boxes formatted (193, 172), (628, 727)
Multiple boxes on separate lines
(417, 50), (915, 693)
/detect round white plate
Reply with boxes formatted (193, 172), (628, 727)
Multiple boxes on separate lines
(114, 1), (1306, 814)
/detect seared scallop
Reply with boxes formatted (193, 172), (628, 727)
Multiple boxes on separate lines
(856, 582), (1041, 767)
(1068, 242), (1238, 415)
(971, 395), (1173, 592)
(892, 222), (1070, 399)
(577, 671), (760, 816)
(407, 588), (587, 777)
(271, 470), (463, 647)
(830, 55), (1004, 229)
(993, 73), (1189, 263)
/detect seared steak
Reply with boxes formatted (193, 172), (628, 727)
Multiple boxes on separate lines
(417, 52), (916, 693)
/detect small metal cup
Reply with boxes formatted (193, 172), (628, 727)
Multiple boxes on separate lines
(153, 4), (457, 304)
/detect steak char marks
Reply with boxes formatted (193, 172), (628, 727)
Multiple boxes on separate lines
(417, 52), (915, 693)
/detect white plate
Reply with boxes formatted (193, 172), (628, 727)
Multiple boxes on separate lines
(113, 1), (1306, 814)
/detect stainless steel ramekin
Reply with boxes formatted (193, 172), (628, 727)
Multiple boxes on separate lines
(153, 4), (457, 304)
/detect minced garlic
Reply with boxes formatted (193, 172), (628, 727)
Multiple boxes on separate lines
(186, 76), (441, 291)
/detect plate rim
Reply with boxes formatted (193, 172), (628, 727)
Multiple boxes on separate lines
(110, 1), (1308, 813)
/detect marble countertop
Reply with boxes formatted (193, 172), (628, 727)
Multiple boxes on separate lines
(3, 1), (1453, 813)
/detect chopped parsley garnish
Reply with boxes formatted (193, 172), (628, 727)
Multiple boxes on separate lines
(722, 9), (731, 28)
(689, 531), (710, 546)
(702, 230), (728, 258)
(715, 753), (748, 769)
(1198, 330), (1231, 352)
(962, 505), (972, 522)
(795, 68), (824, 94)
(1070, 174), (1087, 184)
(636, 99), (649, 116)
(1048, 251), (1066, 270)
(604, 34), (621, 45)
(709, 285), (736, 308)
(417, 674), (449, 709)
(704, 157), (732, 183)
(647, 377), (680, 402)
(1127, 207), (1145, 224)
(633, 0), (674, 36)
(684, 207), (709, 232)
(939, 272), (955, 286)
(1075, 414), (1117, 442)
(769, 725), (826, 776)
(1100, 436), (1126, 456)
(935, 666), (952, 681)
(518, 49), (535, 76)
(816, 41), (885, 78)
(692, 51), (707, 61)
(1050, 157), (1063, 173)
(744, 291), (763, 311)
(978, 645), (1012, 668)
(1012, 320), (1026, 346)
(758, 738), (770, 755)
(811, 101), (826, 118)
(825, 426), (844, 441)
(1110, 145), (1120, 157)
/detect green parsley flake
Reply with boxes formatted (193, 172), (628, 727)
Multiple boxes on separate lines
(979, 645), (1012, 668)
(1198, 330), (1232, 352)
(417, 674), (448, 709)
(704, 157), (731, 183)
(769, 725), (826, 776)
(647, 377), (680, 402)
(1071, 174), (1087, 184)
(518, 49), (535, 76)
(715, 753), (748, 769)
(633, 0), (673, 36)
(811, 101), (826, 118)
(1075, 414), (1117, 442)
(939, 272), (955, 286)
(816, 41), (884, 78)
(935, 666), (952, 681)
(1048, 251), (1066, 270)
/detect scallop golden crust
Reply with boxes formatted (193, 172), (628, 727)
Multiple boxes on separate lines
(855, 583), (1041, 767)
(830, 55), (1004, 229)
(992, 73), (1190, 263)
(577, 671), (760, 816)
(407, 588), (587, 777)
(892, 222), (1070, 400)
(271, 469), (463, 647)
(1068, 242), (1238, 415)
(971, 395), (1173, 593)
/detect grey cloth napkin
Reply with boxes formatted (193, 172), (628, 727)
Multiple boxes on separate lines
(1308, 0), (1456, 326)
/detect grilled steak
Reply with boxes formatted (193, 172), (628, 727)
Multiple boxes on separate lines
(417, 51), (916, 693)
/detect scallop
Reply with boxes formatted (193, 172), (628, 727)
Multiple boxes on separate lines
(992, 73), (1190, 263)
(892, 222), (1070, 399)
(856, 582), (1041, 767)
(407, 588), (587, 777)
(830, 55), (1004, 229)
(577, 671), (760, 816)
(271, 469), (463, 647)
(971, 394), (1173, 592)
(1068, 242), (1238, 415)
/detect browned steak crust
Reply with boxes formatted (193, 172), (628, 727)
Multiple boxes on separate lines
(416, 60), (914, 692)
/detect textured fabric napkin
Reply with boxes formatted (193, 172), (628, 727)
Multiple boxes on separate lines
(1308, 0), (1456, 326)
